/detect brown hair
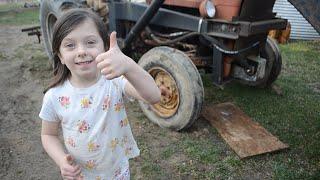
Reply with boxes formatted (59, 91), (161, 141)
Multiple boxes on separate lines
(44, 8), (108, 93)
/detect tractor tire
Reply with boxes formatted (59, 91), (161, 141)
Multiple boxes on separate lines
(264, 37), (282, 86)
(138, 46), (204, 131)
(238, 37), (282, 88)
(40, 0), (82, 61)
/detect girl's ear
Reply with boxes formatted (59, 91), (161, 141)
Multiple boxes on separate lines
(58, 53), (65, 64)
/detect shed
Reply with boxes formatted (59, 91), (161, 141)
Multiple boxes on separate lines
(273, 0), (320, 40)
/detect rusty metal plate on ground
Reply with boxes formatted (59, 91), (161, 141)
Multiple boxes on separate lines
(202, 102), (288, 158)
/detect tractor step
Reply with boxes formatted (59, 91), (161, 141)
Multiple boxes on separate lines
(202, 102), (288, 158)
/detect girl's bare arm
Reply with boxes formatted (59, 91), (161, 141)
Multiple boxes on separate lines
(41, 120), (66, 167)
(123, 61), (160, 104)
(41, 120), (81, 178)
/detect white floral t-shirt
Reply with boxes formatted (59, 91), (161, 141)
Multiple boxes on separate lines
(39, 76), (139, 179)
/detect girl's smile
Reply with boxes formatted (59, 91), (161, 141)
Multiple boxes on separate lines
(75, 61), (93, 65)
(75, 55), (94, 65)
(58, 19), (105, 87)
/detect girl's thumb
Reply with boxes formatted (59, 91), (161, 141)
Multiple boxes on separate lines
(109, 31), (118, 49)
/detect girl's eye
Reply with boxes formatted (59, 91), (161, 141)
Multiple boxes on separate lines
(87, 40), (96, 45)
(65, 43), (75, 48)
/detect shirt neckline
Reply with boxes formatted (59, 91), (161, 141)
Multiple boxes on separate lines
(66, 75), (104, 93)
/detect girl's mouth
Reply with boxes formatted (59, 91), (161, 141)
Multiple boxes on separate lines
(75, 60), (94, 65)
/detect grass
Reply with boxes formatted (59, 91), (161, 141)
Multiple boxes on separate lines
(0, 3), (39, 25)
(199, 40), (320, 179)
(130, 40), (320, 179)
(1, 4), (319, 179)
(0, 2), (24, 11)
(0, 1), (39, 11)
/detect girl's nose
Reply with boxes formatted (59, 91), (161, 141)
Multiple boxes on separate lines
(77, 45), (87, 57)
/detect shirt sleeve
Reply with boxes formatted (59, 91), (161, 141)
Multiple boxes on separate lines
(39, 90), (60, 122)
(117, 76), (135, 102)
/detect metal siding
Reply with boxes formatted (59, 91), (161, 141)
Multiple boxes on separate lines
(273, 0), (320, 40)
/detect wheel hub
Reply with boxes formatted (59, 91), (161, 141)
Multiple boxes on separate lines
(149, 68), (179, 118)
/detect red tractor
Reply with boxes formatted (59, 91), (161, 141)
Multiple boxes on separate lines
(39, 0), (319, 131)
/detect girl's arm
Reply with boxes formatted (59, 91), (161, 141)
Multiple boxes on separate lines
(41, 120), (66, 167)
(124, 61), (161, 104)
(41, 120), (81, 178)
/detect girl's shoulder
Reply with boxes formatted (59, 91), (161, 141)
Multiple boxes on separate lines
(44, 82), (69, 97)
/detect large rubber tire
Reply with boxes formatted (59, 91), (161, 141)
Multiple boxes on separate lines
(40, 0), (81, 61)
(138, 46), (204, 131)
(264, 37), (282, 86)
(238, 37), (282, 88)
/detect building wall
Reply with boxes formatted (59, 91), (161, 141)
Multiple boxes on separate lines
(273, 0), (320, 40)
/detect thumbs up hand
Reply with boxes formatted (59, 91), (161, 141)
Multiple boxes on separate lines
(96, 31), (133, 80)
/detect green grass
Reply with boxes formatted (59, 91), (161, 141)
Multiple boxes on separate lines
(0, 2), (24, 11)
(0, 1), (39, 11)
(131, 40), (320, 179)
(0, 5), (39, 25)
(200, 40), (320, 179)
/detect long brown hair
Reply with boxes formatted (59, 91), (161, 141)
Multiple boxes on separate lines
(44, 8), (108, 93)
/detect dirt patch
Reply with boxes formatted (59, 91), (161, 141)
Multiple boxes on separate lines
(0, 25), (59, 180)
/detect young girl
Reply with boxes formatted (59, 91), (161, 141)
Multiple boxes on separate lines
(39, 9), (160, 180)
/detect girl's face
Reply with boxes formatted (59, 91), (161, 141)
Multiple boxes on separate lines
(58, 19), (104, 81)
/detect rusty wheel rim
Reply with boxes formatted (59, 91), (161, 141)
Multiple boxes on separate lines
(149, 67), (179, 118)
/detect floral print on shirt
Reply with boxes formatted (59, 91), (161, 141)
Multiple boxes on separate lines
(114, 166), (122, 178)
(80, 97), (92, 108)
(124, 147), (133, 156)
(102, 96), (111, 111)
(120, 118), (129, 127)
(77, 120), (90, 133)
(114, 100), (123, 112)
(88, 141), (100, 152)
(109, 138), (119, 151)
(66, 137), (76, 147)
(121, 136), (128, 146)
(85, 160), (96, 170)
(58, 96), (70, 109)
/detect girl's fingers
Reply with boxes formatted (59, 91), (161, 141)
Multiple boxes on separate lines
(62, 172), (79, 180)
(62, 165), (75, 173)
(101, 67), (113, 76)
(95, 51), (112, 63)
(73, 165), (82, 176)
(76, 175), (84, 180)
(62, 166), (79, 176)
(62, 171), (75, 177)
(96, 58), (111, 70)
(105, 73), (116, 80)
(109, 31), (119, 49)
